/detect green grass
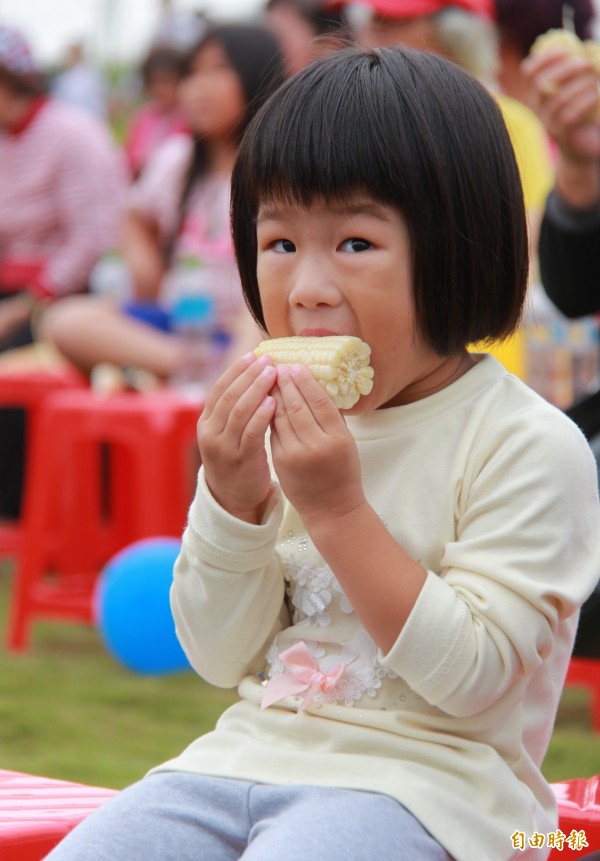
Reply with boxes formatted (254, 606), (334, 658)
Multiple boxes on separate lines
(0, 563), (237, 789)
(0, 562), (599, 789)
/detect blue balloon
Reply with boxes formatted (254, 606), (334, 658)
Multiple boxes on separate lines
(95, 537), (191, 675)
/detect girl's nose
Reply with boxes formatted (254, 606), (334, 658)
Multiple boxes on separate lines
(288, 260), (341, 308)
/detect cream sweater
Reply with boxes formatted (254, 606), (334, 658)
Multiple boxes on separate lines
(157, 355), (600, 861)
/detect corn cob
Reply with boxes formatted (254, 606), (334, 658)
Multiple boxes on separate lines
(531, 29), (600, 76)
(530, 29), (585, 61)
(529, 30), (600, 117)
(254, 335), (374, 409)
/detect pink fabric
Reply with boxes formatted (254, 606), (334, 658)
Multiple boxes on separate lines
(362, 0), (495, 20)
(261, 641), (346, 713)
(0, 99), (127, 297)
(127, 134), (192, 241)
(124, 102), (188, 178)
(129, 135), (243, 321)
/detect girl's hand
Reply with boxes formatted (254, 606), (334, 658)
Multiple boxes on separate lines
(270, 363), (366, 529)
(197, 352), (277, 523)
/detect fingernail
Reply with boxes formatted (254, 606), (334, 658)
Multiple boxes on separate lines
(290, 364), (311, 383)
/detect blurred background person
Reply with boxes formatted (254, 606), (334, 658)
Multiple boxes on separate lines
(51, 41), (108, 120)
(517, 33), (600, 659)
(353, 0), (553, 222)
(495, 0), (595, 108)
(39, 23), (286, 388)
(523, 30), (600, 434)
(0, 23), (127, 351)
(356, 0), (499, 83)
(123, 44), (189, 179)
(263, 0), (350, 75)
(0, 22), (127, 518)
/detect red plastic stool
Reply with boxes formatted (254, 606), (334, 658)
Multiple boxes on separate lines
(0, 769), (116, 860)
(6, 388), (202, 651)
(565, 658), (600, 733)
(549, 776), (600, 858)
(0, 368), (87, 558)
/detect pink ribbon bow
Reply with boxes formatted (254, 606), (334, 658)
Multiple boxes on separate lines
(261, 641), (346, 714)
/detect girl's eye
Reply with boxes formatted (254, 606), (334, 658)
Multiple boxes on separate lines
(272, 239), (296, 253)
(340, 238), (371, 253)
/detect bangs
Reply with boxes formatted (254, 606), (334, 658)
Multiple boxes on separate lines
(235, 48), (420, 211)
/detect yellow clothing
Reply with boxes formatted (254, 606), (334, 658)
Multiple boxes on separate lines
(476, 94), (554, 378)
(498, 92), (554, 213)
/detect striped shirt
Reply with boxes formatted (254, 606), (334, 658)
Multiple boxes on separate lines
(0, 97), (128, 297)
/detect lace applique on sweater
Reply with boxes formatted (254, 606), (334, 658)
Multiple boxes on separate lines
(264, 557), (399, 708)
(284, 555), (353, 627)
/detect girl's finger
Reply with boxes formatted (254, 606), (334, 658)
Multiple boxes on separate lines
(272, 364), (343, 445)
(203, 354), (275, 434)
(218, 364), (277, 446)
(202, 352), (258, 415)
(288, 363), (343, 430)
(240, 394), (276, 449)
(272, 364), (319, 441)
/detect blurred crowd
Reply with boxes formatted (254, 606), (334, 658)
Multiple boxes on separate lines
(0, 1), (592, 373)
(0, 1), (599, 524)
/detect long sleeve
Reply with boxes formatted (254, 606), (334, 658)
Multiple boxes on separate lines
(380, 398), (600, 718)
(127, 134), (191, 242)
(0, 100), (127, 298)
(171, 470), (289, 688)
(539, 188), (600, 319)
(37, 120), (127, 296)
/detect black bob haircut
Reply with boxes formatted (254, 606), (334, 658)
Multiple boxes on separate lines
(231, 45), (529, 356)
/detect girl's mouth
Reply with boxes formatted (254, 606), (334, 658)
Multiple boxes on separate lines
(298, 328), (340, 337)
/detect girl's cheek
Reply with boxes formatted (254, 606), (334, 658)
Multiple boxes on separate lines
(261, 299), (287, 338)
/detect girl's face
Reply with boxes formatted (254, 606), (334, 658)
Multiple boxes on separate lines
(178, 41), (246, 140)
(147, 70), (181, 111)
(256, 195), (469, 413)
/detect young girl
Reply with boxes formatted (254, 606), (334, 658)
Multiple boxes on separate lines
(38, 24), (285, 384)
(46, 46), (600, 861)
(123, 44), (189, 180)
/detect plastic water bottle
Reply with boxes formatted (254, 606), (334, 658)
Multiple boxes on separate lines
(169, 294), (230, 401)
(89, 249), (133, 301)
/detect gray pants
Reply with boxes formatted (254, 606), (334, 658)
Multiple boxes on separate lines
(44, 772), (451, 861)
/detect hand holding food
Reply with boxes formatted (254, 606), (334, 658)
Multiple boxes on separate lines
(530, 29), (600, 101)
(523, 28), (600, 174)
(531, 29), (600, 73)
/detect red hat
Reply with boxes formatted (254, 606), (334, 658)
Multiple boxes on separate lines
(362, 0), (495, 21)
